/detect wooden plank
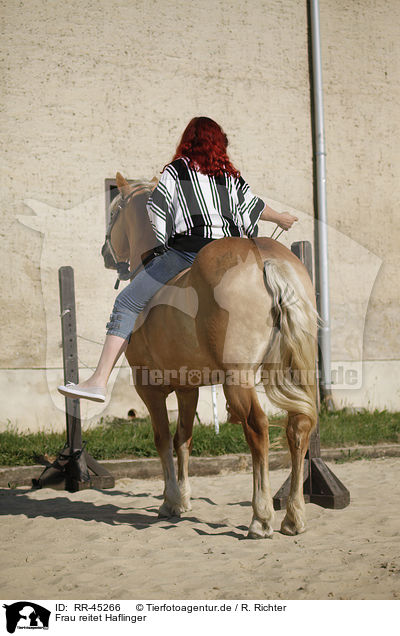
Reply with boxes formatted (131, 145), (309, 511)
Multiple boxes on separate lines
(85, 453), (116, 480)
(67, 474), (115, 491)
(310, 458), (350, 509)
(291, 240), (314, 281)
(59, 266), (83, 451)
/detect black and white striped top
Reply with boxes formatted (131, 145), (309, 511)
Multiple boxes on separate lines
(146, 156), (265, 253)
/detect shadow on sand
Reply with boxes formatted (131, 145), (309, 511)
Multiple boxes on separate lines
(0, 488), (249, 537)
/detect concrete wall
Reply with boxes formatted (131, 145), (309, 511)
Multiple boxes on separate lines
(1, 0), (399, 431)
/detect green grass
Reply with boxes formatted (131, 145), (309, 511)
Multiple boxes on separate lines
(0, 410), (399, 467)
(318, 409), (400, 447)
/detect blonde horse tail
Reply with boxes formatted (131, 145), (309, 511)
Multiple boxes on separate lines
(262, 259), (318, 429)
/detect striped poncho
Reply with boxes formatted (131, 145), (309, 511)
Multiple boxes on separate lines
(146, 156), (265, 253)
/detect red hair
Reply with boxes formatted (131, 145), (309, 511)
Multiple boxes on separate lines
(169, 117), (240, 178)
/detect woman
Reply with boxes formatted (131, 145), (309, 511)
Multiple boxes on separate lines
(58, 117), (297, 402)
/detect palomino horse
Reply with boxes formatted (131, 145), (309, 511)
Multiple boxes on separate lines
(102, 173), (317, 538)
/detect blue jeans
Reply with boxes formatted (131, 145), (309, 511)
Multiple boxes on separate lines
(106, 248), (197, 340)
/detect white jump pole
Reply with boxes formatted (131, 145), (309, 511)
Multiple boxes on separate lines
(211, 385), (219, 434)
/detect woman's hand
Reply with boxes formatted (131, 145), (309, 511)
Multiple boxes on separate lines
(277, 212), (298, 230)
(260, 204), (298, 230)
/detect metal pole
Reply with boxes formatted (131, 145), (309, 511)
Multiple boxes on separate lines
(309, 0), (332, 401)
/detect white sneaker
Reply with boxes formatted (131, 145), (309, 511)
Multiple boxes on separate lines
(57, 382), (106, 403)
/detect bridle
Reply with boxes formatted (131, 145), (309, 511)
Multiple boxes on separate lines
(104, 183), (151, 263)
(102, 182), (158, 289)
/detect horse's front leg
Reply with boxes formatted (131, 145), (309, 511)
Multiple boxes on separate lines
(281, 413), (313, 535)
(174, 388), (199, 512)
(135, 384), (181, 518)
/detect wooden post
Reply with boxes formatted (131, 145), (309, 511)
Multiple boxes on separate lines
(59, 266), (84, 452)
(32, 266), (114, 491)
(273, 241), (350, 510)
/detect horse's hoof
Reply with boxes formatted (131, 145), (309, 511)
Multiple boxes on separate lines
(247, 519), (274, 540)
(179, 504), (192, 513)
(247, 530), (273, 540)
(158, 502), (181, 519)
(280, 516), (306, 536)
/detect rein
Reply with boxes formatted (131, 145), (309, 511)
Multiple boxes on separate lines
(103, 183), (159, 290)
(270, 225), (285, 241)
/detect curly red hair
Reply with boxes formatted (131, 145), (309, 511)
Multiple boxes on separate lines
(169, 117), (240, 178)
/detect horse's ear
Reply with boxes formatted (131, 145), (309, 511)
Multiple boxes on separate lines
(116, 172), (132, 198)
(150, 176), (159, 191)
(116, 172), (129, 188)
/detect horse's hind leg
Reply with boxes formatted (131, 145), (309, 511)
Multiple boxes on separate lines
(281, 413), (313, 535)
(134, 384), (181, 518)
(224, 385), (274, 539)
(174, 388), (199, 512)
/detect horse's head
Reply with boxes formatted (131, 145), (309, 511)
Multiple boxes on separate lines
(101, 172), (157, 274)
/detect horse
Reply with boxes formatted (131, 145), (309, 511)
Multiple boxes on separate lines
(101, 172), (318, 538)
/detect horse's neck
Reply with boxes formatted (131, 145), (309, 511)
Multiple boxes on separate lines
(126, 194), (158, 270)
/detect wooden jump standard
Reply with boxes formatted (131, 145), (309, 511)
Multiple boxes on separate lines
(32, 266), (114, 491)
(273, 241), (350, 510)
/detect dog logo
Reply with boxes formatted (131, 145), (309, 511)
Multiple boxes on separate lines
(3, 602), (50, 633)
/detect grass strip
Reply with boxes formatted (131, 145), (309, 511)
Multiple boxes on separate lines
(0, 410), (399, 467)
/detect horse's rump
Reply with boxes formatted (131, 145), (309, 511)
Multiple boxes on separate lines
(129, 237), (317, 413)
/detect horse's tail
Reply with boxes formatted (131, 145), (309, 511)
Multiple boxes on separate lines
(262, 259), (318, 429)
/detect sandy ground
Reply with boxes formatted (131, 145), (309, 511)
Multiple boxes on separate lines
(0, 457), (399, 600)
